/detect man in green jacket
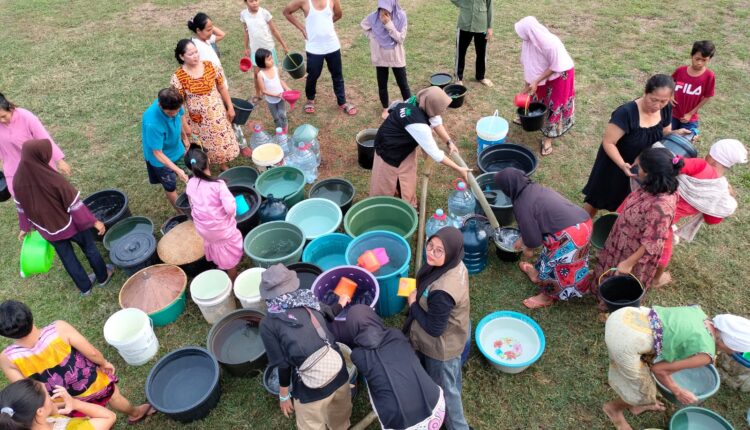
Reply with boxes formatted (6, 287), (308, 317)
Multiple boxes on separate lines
(452, 0), (493, 87)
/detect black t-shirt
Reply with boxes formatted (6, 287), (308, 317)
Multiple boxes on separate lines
(374, 103), (430, 167)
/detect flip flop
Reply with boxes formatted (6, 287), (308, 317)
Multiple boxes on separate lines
(540, 142), (553, 157)
(512, 117), (522, 126)
(88, 264), (115, 288)
(127, 405), (156, 425)
(304, 101), (315, 114)
(522, 296), (553, 309)
(339, 102), (358, 116)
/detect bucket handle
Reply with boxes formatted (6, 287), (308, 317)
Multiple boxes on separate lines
(597, 268), (643, 290)
(492, 110), (499, 118)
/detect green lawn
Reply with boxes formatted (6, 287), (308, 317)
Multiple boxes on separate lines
(2, 0), (750, 428)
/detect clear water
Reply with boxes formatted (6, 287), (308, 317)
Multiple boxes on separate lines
(263, 182), (299, 198)
(215, 319), (263, 364)
(296, 215), (336, 237)
(315, 254), (347, 270)
(678, 411), (727, 429)
(496, 228), (520, 250)
(485, 160), (526, 172)
(313, 189), (349, 205)
(257, 238), (298, 259)
(448, 185), (476, 228)
(359, 139), (375, 148)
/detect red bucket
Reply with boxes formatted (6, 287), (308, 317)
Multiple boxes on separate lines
(513, 93), (531, 109)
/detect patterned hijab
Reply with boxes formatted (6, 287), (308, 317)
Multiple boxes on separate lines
(266, 289), (321, 314)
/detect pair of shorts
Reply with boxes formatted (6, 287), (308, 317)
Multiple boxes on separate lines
(671, 117), (700, 134)
(146, 161), (177, 192)
(251, 48), (278, 67)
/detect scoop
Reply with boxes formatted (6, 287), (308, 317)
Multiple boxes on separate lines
(239, 57), (252, 72)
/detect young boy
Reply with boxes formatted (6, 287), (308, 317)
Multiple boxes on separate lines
(671, 40), (716, 138)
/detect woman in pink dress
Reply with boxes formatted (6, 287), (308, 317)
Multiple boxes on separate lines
(0, 93), (71, 196)
(184, 148), (243, 280)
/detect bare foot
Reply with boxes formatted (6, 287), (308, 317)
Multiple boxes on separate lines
(127, 403), (156, 424)
(629, 401), (665, 416)
(602, 401), (633, 430)
(523, 294), (553, 309)
(652, 272), (672, 289)
(518, 262), (539, 283)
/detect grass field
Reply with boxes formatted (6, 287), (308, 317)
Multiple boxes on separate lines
(2, 0), (750, 428)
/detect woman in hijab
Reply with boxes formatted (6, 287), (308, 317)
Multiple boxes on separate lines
(334, 305), (445, 429)
(603, 306), (750, 429)
(404, 227), (471, 430)
(258, 264), (352, 430)
(369, 87), (470, 208)
(514, 16), (575, 156)
(361, 0), (411, 120)
(495, 168), (592, 309)
(13, 139), (113, 296)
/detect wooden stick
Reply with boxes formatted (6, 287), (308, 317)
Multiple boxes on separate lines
(415, 155), (436, 272)
(449, 152), (500, 230)
(351, 411), (377, 430)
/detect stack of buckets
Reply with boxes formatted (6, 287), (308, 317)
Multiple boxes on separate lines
(476, 110), (509, 154)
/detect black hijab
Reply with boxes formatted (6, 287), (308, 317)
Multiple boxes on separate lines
(342, 305), (439, 428)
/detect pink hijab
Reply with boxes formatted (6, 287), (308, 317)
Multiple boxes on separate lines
(515, 16), (574, 85)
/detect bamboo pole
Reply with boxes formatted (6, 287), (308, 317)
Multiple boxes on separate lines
(415, 156), (436, 272)
(449, 152), (500, 230)
(350, 411), (377, 430)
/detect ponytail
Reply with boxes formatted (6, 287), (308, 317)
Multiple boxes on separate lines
(184, 147), (217, 182)
(638, 147), (682, 195)
(187, 12), (210, 33)
(0, 379), (47, 430)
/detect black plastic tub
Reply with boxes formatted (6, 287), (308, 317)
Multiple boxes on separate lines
(206, 309), (267, 377)
(180, 256), (216, 278)
(355, 129), (377, 170)
(472, 172), (515, 226)
(444, 84), (467, 108)
(309, 178), (356, 215)
(175, 193), (191, 217)
(494, 227), (522, 262)
(160, 214), (189, 236)
(146, 347), (221, 423)
(286, 262), (323, 290)
(83, 189), (131, 241)
(218, 166), (259, 189)
(429, 72), (452, 88)
(231, 98), (254, 126)
(228, 185), (261, 235)
(599, 273), (644, 312)
(109, 232), (158, 276)
(0, 171), (10, 202)
(478, 143), (538, 176)
(517, 102), (547, 132)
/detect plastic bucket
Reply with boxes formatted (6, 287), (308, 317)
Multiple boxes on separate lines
(344, 196), (418, 239)
(345, 231), (411, 317)
(231, 98), (254, 125)
(476, 111), (509, 141)
(598, 270), (645, 313)
(286, 262), (323, 290)
(285, 198), (342, 240)
(251, 143), (285, 172)
(282, 52), (305, 79)
(355, 129), (377, 170)
(592, 213), (618, 250)
(0, 171), (10, 202)
(103, 216), (154, 251)
(233, 267), (266, 311)
(444, 84), (467, 108)
(429, 72), (452, 88)
(190, 270), (237, 324)
(244, 221), (305, 267)
(255, 167), (306, 207)
(119, 264), (188, 327)
(218, 166), (259, 189)
(302, 233), (353, 270)
(472, 172), (515, 226)
(83, 189), (131, 241)
(311, 265), (380, 321)
(228, 184), (261, 235)
(160, 214), (188, 236)
(517, 102), (547, 132)
(175, 193), (191, 217)
(661, 134), (698, 158)
(103, 308), (158, 366)
(309, 178), (356, 215)
(19, 231), (55, 278)
(206, 309), (267, 377)
(477, 143), (538, 176)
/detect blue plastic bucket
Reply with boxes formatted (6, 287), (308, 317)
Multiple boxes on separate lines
(302, 233), (353, 271)
(345, 230), (411, 317)
(477, 135), (507, 154)
(476, 110), (509, 154)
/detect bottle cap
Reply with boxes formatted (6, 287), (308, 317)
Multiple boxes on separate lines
(276, 127), (283, 134)
(457, 181), (466, 190)
(253, 124), (262, 132)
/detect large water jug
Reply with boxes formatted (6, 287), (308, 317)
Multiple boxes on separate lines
(288, 141), (318, 184)
(250, 124), (272, 149)
(425, 208), (450, 240)
(461, 219), (488, 274)
(448, 180), (476, 228)
(274, 127), (290, 156)
(293, 124), (321, 164)
(258, 194), (288, 223)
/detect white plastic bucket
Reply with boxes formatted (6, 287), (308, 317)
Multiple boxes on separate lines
(190, 269), (237, 324)
(476, 110), (509, 141)
(252, 143), (285, 172)
(103, 308), (158, 366)
(233, 267), (266, 311)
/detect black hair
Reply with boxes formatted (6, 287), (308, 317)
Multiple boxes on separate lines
(0, 93), (15, 112)
(691, 40), (715, 58)
(187, 12), (210, 33)
(0, 379), (46, 430)
(254, 48), (273, 70)
(0, 301), (33, 340)
(644, 74), (675, 94)
(174, 39), (195, 65)
(157, 87), (183, 110)
(184, 147), (217, 182)
(638, 147), (683, 195)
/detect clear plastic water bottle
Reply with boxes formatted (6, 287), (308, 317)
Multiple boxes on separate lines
(448, 180), (476, 228)
(309, 137), (321, 164)
(289, 141), (318, 183)
(425, 208), (450, 240)
(249, 124), (271, 149)
(274, 127), (290, 156)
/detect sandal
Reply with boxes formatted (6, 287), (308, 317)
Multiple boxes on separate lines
(88, 264), (115, 288)
(251, 96), (262, 104)
(540, 141), (553, 157)
(512, 117), (522, 126)
(304, 101), (315, 114)
(479, 78), (494, 87)
(339, 102), (358, 116)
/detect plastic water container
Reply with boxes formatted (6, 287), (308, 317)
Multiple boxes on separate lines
(190, 270), (237, 324)
(233, 267), (266, 312)
(274, 127), (290, 156)
(287, 141), (318, 184)
(461, 219), (488, 274)
(250, 124), (272, 150)
(476, 110), (509, 154)
(103, 308), (159, 366)
(293, 124), (321, 163)
(426, 209), (449, 239)
(448, 180), (476, 228)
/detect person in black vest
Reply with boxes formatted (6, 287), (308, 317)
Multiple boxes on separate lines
(368, 87), (470, 207)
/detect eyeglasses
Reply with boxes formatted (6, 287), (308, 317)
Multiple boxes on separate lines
(426, 243), (445, 257)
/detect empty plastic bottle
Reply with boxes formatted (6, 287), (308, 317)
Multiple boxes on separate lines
(448, 181), (476, 228)
(274, 127), (290, 156)
(249, 124), (272, 149)
(426, 208), (450, 240)
(287, 141), (318, 184)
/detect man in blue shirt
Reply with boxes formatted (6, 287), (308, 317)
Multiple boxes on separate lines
(142, 88), (191, 208)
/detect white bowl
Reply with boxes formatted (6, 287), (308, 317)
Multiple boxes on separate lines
(476, 311), (545, 374)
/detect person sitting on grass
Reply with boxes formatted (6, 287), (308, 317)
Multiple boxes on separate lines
(671, 40), (716, 139)
(255, 48), (292, 133)
(184, 147), (244, 281)
(0, 379), (116, 430)
(603, 306), (750, 430)
(0, 301), (154, 425)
